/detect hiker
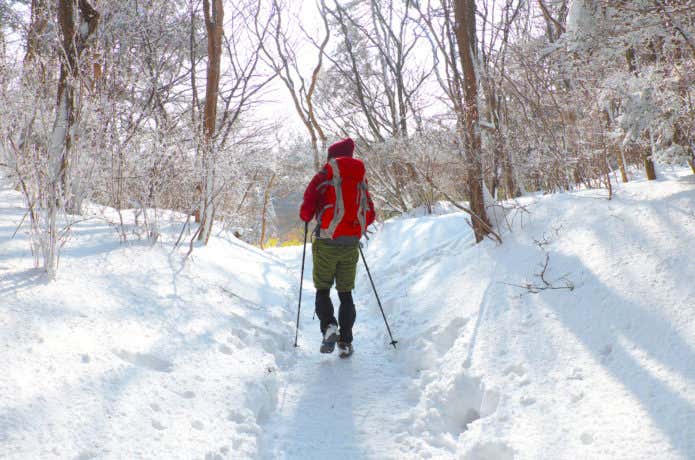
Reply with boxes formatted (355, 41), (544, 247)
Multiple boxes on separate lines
(299, 137), (375, 357)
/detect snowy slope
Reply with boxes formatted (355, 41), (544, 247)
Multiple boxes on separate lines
(0, 187), (298, 459)
(2, 168), (694, 459)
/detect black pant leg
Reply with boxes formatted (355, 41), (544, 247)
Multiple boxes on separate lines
(337, 291), (356, 343)
(315, 289), (337, 334)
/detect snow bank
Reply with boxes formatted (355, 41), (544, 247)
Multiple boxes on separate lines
(358, 168), (695, 458)
(0, 186), (297, 459)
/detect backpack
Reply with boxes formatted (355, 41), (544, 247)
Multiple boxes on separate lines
(315, 157), (370, 239)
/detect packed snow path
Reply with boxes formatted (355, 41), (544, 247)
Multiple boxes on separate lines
(262, 214), (508, 460)
(260, 245), (420, 460)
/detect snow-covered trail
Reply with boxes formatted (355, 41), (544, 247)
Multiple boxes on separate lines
(2, 168), (694, 459)
(260, 244), (416, 460)
(260, 215), (484, 460)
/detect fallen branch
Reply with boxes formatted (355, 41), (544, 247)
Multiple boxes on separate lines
(505, 253), (575, 294)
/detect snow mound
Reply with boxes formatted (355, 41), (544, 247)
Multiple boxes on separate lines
(344, 167), (695, 458)
(0, 185), (297, 459)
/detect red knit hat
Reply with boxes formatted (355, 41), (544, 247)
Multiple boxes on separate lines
(327, 138), (355, 159)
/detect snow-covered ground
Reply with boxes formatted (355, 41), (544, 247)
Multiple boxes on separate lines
(0, 188), (298, 459)
(1, 168), (694, 459)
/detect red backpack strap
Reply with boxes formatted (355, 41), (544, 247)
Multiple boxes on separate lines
(315, 165), (333, 191)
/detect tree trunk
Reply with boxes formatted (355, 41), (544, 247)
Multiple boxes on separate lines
(616, 146), (629, 183)
(40, 0), (98, 277)
(643, 155), (657, 180)
(604, 153), (612, 200)
(310, 137), (321, 172)
(502, 152), (518, 199)
(190, 1), (201, 223)
(198, 0), (224, 244)
(259, 173), (276, 249)
(24, 0), (48, 80)
(52, 0), (77, 212)
(453, 0), (491, 243)
(50, 0), (99, 216)
(645, 128), (657, 180)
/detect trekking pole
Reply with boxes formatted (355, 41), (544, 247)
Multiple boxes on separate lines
(294, 221), (309, 348)
(358, 245), (398, 349)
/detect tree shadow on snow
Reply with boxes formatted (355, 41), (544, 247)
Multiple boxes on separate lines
(0, 267), (50, 296)
(538, 252), (695, 457)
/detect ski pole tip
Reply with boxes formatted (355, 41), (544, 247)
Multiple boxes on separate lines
(390, 340), (398, 349)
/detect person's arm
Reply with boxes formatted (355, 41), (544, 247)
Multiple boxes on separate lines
(299, 167), (330, 222)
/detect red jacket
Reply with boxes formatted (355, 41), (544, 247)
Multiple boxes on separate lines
(300, 156), (375, 239)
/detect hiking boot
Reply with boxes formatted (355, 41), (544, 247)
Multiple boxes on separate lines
(337, 341), (353, 358)
(320, 324), (339, 353)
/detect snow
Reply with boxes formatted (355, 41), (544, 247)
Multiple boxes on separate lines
(0, 187), (297, 459)
(2, 167), (695, 459)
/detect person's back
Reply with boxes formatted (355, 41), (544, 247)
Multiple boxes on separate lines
(299, 138), (375, 356)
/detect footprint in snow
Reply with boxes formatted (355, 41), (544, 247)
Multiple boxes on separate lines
(570, 391), (585, 403)
(227, 411), (244, 423)
(581, 432), (594, 445)
(218, 344), (234, 355)
(520, 396), (536, 406)
(191, 420), (204, 430)
(599, 344), (613, 363)
(152, 420), (166, 430)
(520, 313), (535, 327)
(113, 350), (173, 373)
(464, 441), (515, 460)
(182, 390), (196, 399)
(567, 367), (584, 381)
(504, 363), (526, 377)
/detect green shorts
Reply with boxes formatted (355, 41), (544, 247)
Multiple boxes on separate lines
(312, 238), (359, 292)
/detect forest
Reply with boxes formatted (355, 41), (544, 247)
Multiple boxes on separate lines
(0, 0), (693, 277)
